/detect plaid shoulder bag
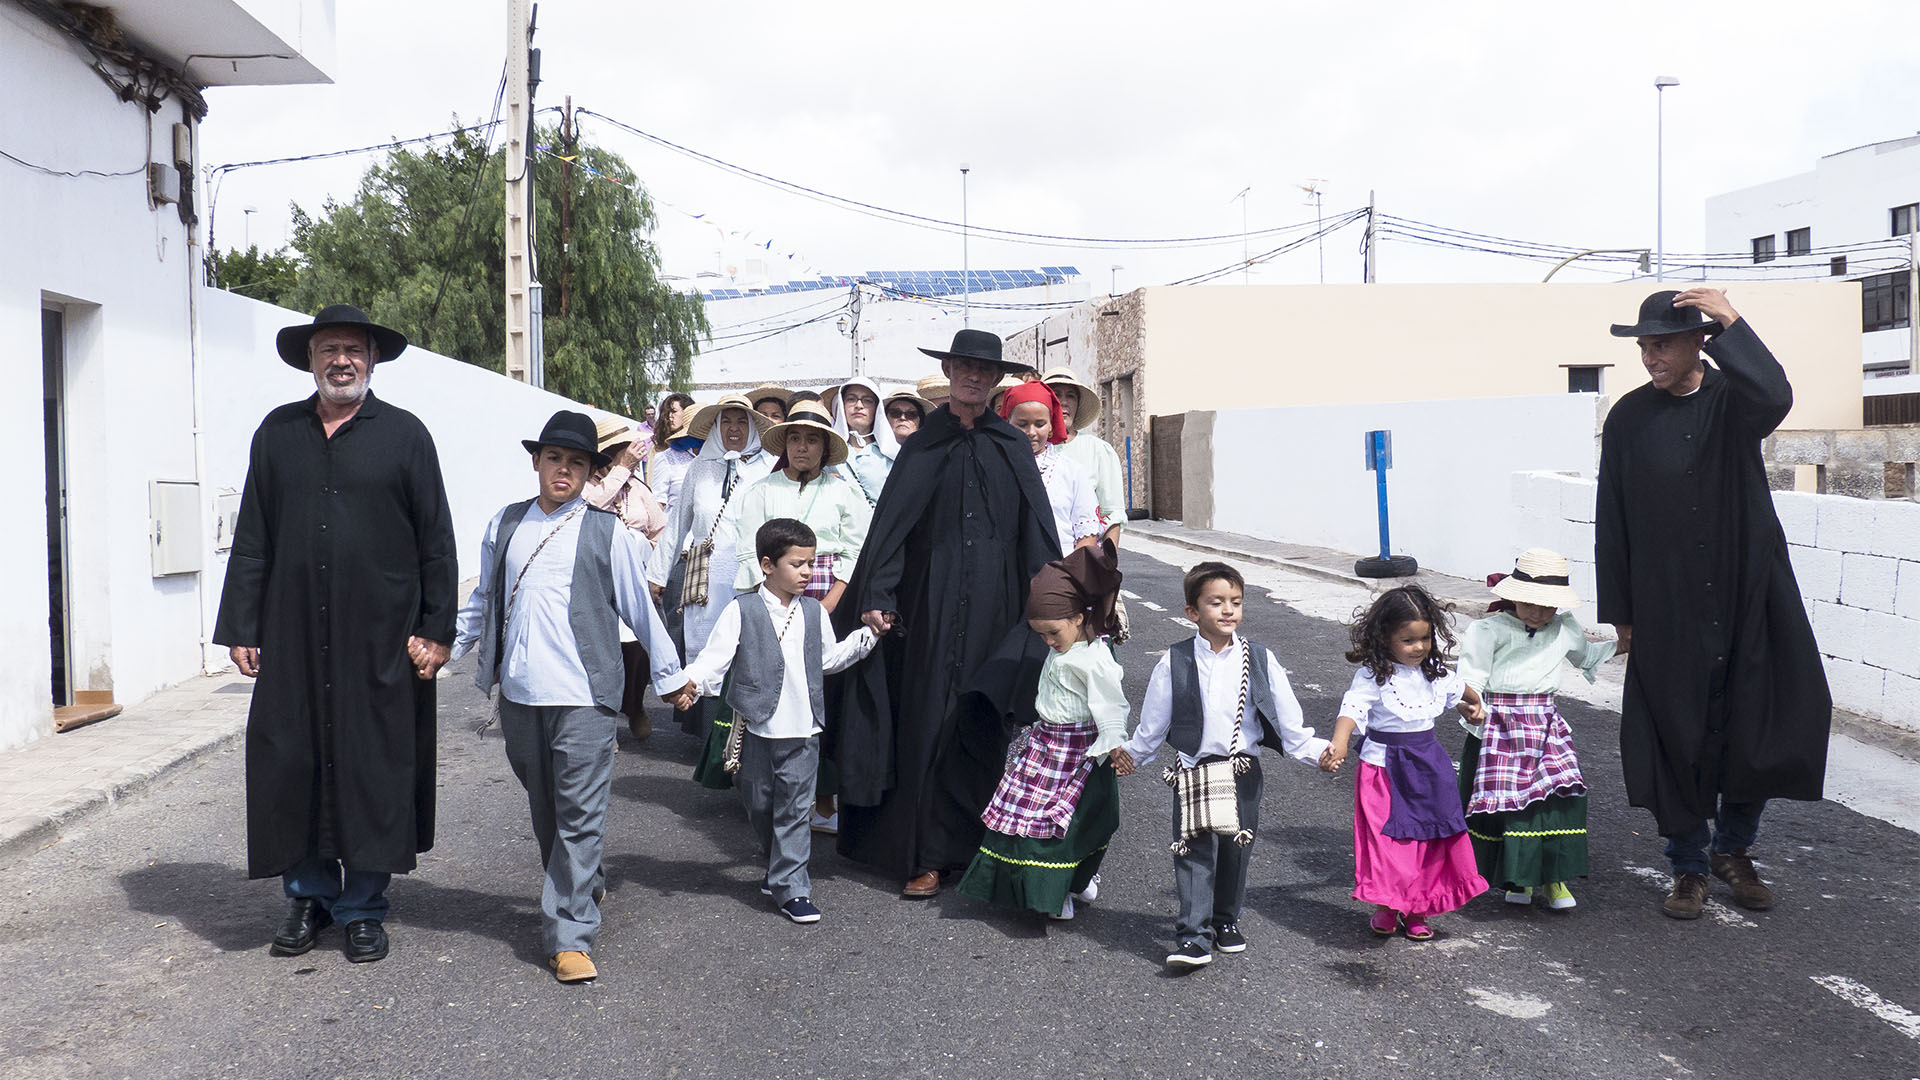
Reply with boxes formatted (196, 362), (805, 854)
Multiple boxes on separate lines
(1162, 643), (1255, 855)
(677, 467), (740, 613)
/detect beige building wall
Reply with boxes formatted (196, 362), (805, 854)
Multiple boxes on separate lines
(1135, 281), (1863, 430)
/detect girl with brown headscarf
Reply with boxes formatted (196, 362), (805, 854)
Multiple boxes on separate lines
(956, 540), (1129, 921)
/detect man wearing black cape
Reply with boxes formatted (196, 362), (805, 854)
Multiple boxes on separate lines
(831, 329), (1061, 897)
(1596, 287), (1831, 921)
(214, 305), (458, 962)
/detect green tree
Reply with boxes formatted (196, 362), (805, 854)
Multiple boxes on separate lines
(209, 244), (299, 306)
(282, 120), (704, 415)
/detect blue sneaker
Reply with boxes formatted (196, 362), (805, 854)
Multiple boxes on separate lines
(780, 897), (822, 924)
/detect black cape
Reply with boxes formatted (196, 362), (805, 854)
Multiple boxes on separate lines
(213, 392), (458, 878)
(1595, 319), (1831, 834)
(830, 405), (1061, 877)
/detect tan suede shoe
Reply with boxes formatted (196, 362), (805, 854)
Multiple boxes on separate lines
(902, 871), (940, 898)
(550, 951), (598, 983)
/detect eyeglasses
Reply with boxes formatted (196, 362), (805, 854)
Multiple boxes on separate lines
(886, 407), (921, 420)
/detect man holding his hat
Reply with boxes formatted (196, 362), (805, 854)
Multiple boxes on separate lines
(834, 329), (1061, 898)
(448, 410), (687, 982)
(1595, 287), (1831, 921)
(215, 305), (458, 964)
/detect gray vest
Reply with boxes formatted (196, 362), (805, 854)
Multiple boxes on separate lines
(1166, 637), (1286, 760)
(473, 499), (624, 711)
(725, 594), (825, 729)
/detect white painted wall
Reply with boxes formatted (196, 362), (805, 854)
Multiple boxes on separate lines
(690, 280), (1090, 393)
(1205, 393), (1602, 583)
(1512, 471), (1920, 733)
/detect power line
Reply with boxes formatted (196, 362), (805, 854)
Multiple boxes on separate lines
(1, 147), (145, 179)
(421, 62), (513, 350)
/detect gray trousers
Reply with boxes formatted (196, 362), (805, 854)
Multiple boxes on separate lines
(738, 730), (820, 905)
(1173, 757), (1264, 946)
(499, 699), (618, 955)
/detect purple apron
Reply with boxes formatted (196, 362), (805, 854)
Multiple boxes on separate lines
(1364, 728), (1468, 841)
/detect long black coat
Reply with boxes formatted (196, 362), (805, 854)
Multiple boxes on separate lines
(1595, 319), (1831, 835)
(830, 405), (1061, 877)
(213, 392), (458, 878)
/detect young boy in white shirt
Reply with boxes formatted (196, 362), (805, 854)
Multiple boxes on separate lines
(670, 518), (877, 923)
(1116, 561), (1329, 970)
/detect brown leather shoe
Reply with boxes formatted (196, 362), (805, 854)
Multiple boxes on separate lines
(626, 712), (652, 741)
(1710, 850), (1774, 911)
(1663, 872), (1710, 920)
(902, 871), (940, 898)
(550, 950), (598, 983)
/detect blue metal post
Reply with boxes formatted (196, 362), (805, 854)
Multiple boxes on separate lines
(1374, 451), (1392, 559)
(1125, 435), (1135, 514)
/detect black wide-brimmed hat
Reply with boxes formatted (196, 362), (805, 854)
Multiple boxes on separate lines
(276, 304), (409, 370)
(918, 328), (1023, 372)
(1609, 290), (1719, 338)
(522, 410), (611, 470)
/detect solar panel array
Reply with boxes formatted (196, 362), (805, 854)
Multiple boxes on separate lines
(699, 266), (1080, 301)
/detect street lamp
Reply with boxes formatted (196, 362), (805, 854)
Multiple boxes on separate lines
(960, 163), (971, 327)
(242, 206), (257, 251)
(1655, 75), (1679, 282)
(1110, 264), (1124, 295)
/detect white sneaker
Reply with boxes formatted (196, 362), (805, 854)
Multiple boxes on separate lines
(1049, 896), (1076, 921)
(1073, 874), (1101, 904)
(809, 810), (839, 834)
(1503, 886), (1534, 905)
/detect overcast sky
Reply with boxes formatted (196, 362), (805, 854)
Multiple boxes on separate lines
(198, 1), (1920, 293)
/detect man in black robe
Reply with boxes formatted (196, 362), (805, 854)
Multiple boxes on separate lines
(213, 305), (458, 963)
(1596, 287), (1831, 921)
(832, 329), (1061, 897)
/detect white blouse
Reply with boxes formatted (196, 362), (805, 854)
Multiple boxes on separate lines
(1338, 662), (1466, 768)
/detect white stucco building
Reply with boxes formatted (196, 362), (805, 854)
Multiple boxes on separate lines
(1705, 135), (1920, 377)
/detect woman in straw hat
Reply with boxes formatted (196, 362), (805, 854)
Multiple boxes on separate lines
(583, 416), (670, 741)
(718, 401), (873, 822)
(882, 389), (931, 443)
(1455, 548), (1618, 912)
(997, 381), (1105, 554)
(1041, 368), (1125, 544)
(645, 396), (776, 736)
(748, 384), (793, 425)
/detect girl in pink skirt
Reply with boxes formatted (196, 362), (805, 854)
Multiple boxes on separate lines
(1321, 586), (1489, 940)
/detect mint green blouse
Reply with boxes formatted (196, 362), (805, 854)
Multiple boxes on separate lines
(1035, 640), (1131, 760)
(1458, 610), (1616, 695)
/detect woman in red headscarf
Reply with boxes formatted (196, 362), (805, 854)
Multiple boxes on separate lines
(998, 381), (1105, 552)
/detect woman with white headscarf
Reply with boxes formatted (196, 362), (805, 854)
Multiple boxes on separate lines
(826, 376), (897, 505)
(646, 395), (775, 733)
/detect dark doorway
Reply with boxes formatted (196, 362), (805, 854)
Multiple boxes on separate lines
(43, 308), (70, 707)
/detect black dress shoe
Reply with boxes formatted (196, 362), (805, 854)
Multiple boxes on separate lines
(343, 919), (389, 963)
(269, 898), (332, 956)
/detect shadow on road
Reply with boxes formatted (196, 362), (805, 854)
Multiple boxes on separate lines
(119, 860), (264, 953)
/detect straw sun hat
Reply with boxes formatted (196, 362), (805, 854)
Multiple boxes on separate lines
(762, 400), (849, 466)
(915, 375), (951, 403)
(1040, 367), (1101, 430)
(1490, 548), (1583, 609)
(593, 416), (642, 454)
(687, 395), (774, 441)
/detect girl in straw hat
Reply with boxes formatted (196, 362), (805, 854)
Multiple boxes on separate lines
(1454, 548), (1619, 911)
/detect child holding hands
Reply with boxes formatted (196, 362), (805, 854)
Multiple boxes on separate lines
(670, 518), (876, 924)
(1120, 561), (1329, 970)
(1321, 585), (1488, 940)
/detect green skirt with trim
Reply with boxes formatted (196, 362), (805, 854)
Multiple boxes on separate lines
(1458, 733), (1589, 888)
(957, 763), (1119, 915)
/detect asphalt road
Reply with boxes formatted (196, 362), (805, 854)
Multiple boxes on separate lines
(2, 539), (1916, 1080)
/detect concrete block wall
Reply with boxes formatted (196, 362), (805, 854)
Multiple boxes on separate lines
(1511, 471), (1920, 732)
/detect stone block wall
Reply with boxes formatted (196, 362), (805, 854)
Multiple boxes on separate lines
(1764, 427), (1920, 498)
(1511, 470), (1920, 733)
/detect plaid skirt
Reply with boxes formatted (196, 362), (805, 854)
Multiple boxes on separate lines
(803, 553), (836, 600)
(981, 720), (1095, 840)
(1465, 692), (1586, 816)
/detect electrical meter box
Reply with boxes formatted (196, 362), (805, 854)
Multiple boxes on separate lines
(150, 480), (202, 577)
(212, 490), (242, 552)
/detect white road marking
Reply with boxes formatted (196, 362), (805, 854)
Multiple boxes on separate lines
(1811, 975), (1920, 1042)
(1464, 988), (1553, 1019)
(1623, 866), (1756, 928)
(1138, 600), (1166, 611)
(1170, 617), (1197, 630)
(1120, 589), (1141, 600)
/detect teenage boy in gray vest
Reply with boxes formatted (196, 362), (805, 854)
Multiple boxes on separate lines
(1115, 561), (1330, 970)
(450, 410), (686, 985)
(668, 517), (877, 924)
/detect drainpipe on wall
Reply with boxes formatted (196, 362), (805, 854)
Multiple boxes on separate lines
(184, 111), (216, 673)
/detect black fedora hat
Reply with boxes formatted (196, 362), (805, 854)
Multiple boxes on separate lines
(276, 304), (410, 371)
(522, 410), (612, 470)
(1609, 290), (1719, 338)
(918, 328), (1023, 372)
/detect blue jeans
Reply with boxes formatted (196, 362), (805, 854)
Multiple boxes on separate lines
(283, 856), (392, 924)
(1662, 799), (1765, 875)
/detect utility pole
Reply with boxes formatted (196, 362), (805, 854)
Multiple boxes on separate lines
(1231, 187), (1250, 284)
(960, 163), (971, 328)
(560, 95), (574, 318)
(1363, 190), (1377, 283)
(504, 0), (537, 383)
(848, 284), (863, 377)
